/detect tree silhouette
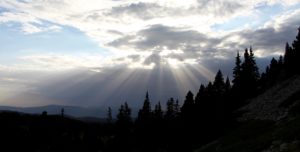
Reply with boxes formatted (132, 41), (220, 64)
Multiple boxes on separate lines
(284, 42), (293, 75)
(153, 102), (163, 121)
(213, 70), (225, 95)
(225, 77), (231, 93)
(232, 51), (242, 89)
(292, 27), (300, 74)
(137, 91), (152, 123)
(116, 102), (132, 125)
(181, 91), (194, 120)
(165, 98), (176, 121)
(239, 47), (260, 99)
(249, 46), (260, 81)
(174, 99), (180, 116)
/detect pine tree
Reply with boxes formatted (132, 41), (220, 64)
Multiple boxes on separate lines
(225, 77), (231, 92)
(240, 47), (260, 98)
(213, 70), (225, 95)
(137, 91), (152, 122)
(174, 99), (180, 115)
(153, 102), (163, 120)
(117, 103), (132, 124)
(292, 27), (300, 74)
(292, 27), (300, 55)
(165, 98), (175, 120)
(249, 46), (260, 81)
(284, 42), (293, 75)
(181, 91), (195, 119)
(232, 51), (242, 89)
(124, 102), (131, 119)
(195, 84), (206, 107)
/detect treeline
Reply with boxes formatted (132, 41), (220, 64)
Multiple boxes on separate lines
(108, 27), (300, 152)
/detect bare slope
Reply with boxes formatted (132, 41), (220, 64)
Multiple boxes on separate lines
(240, 76), (300, 121)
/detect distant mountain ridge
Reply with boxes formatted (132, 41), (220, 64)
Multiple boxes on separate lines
(0, 105), (107, 118)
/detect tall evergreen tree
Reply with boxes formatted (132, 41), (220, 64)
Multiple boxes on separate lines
(174, 99), (180, 115)
(232, 51), (242, 89)
(137, 92), (152, 122)
(117, 102), (132, 124)
(225, 77), (231, 92)
(292, 27), (300, 74)
(181, 91), (195, 119)
(212, 70), (227, 123)
(240, 47), (260, 98)
(195, 84), (206, 111)
(284, 42), (293, 75)
(292, 27), (300, 54)
(249, 46), (260, 81)
(165, 98), (176, 120)
(213, 70), (225, 95)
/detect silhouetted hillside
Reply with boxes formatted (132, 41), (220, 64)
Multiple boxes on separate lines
(0, 111), (115, 152)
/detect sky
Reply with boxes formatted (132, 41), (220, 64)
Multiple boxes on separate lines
(0, 0), (300, 108)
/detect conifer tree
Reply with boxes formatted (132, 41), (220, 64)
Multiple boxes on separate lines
(181, 91), (195, 119)
(232, 51), (242, 89)
(153, 102), (163, 120)
(284, 42), (293, 74)
(240, 47), (260, 98)
(292, 27), (300, 55)
(165, 98), (175, 120)
(117, 102), (132, 124)
(249, 46), (260, 81)
(213, 70), (225, 95)
(137, 92), (152, 122)
(292, 27), (300, 73)
(195, 84), (206, 108)
(224, 77), (231, 92)
(174, 99), (180, 115)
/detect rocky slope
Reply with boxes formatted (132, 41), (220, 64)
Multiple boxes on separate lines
(196, 75), (300, 152)
(240, 76), (300, 121)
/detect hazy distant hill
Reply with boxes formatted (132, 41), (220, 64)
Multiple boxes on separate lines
(0, 105), (107, 118)
(0, 104), (140, 119)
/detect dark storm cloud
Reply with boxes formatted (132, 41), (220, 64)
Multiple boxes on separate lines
(108, 24), (218, 55)
(239, 26), (300, 55)
(135, 25), (207, 50)
(108, 7), (300, 63)
(108, 24), (235, 62)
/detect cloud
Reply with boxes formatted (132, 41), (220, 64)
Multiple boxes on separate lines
(196, 0), (244, 17)
(1, 0), (299, 68)
(0, 0), (300, 108)
(0, 11), (62, 34)
(1, 0), (299, 55)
